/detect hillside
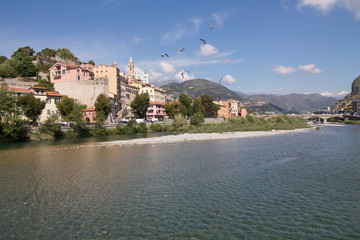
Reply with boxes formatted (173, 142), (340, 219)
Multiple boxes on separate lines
(162, 79), (244, 101)
(248, 93), (337, 114)
(333, 75), (360, 111)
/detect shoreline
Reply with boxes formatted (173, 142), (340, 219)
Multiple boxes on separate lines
(98, 127), (313, 147)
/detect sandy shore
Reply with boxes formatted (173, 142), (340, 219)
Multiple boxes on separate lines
(99, 128), (313, 147)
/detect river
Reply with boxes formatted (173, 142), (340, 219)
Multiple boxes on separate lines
(0, 124), (359, 239)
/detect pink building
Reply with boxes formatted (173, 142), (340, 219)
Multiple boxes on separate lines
(146, 102), (166, 121)
(49, 62), (94, 83)
(83, 108), (96, 123)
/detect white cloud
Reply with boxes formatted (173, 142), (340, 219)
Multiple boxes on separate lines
(160, 61), (176, 74)
(272, 65), (297, 74)
(133, 35), (141, 43)
(297, 0), (339, 12)
(320, 90), (349, 99)
(297, 0), (360, 20)
(161, 26), (186, 44)
(221, 74), (236, 85)
(175, 71), (195, 82)
(343, 0), (360, 19)
(212, 11), (230, 28)
(191, 17), (203, 32)
(298, 63), (323, 74)
(195, 43), (219, 57)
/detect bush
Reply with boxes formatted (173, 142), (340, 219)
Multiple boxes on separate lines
(190, 112), (204, 125)
(150, 123), (164, 132)
(173, 114), (189, 131)
(89, 124), (108, 136)
(136, 122), (147, 133)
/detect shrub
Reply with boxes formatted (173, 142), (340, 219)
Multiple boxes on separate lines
(136, 122), (147, 133)
(173, 114), (189, 131)
(150, 123), (164, 132)
(190, 112), (205, 125)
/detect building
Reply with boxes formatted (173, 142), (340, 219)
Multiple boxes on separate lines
(122, 84), (140, 119)
(146, 102), (166, 121)
(83, 108), (96, 123)
(214, 99), (247, 119)
(134, 69), (150, 83)
(49, 62), (94, 83)
(352, 99), (360, 114)
(139, 83), (166, 103)
(128, 57), (134, 80)
(8, 86), (63, 123)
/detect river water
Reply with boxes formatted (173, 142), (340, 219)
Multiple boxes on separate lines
(0, 125), (359, 239)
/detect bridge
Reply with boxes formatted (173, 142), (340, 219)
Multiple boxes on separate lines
(257, 114), (346, 123)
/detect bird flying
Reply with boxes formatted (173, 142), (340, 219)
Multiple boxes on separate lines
(181, 70), (190, 78)
(208, 23), (216, 30)
(161, 53), (169, 58)
(178, 48), (186, 53)
(200, 39), (207, 44)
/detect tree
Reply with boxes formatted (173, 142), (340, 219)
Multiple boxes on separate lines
(0, 60), (17, 78)
(88, 60), (95, 65)
(11, 46), (35, 58)
(95, 93), (111, 123)
(39, 48), (56, 57)
(192, 97), (204, 114)
(56, 48), (78, 62)
(131, 93), (150, 119)
(66, 101), (87, 123)
(164, 101), (181, 118)
(56, 95), (75, 121)
(35, 79), (54, 91)
(200, 94), (219, 118)
(0, 84), (16, 122)
(179, 93), (193, 117)
(17, 93), (46, 124)
(0, 56), (8, 65)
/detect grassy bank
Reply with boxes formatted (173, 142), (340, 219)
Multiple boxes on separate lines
(4, 115), (309, 143)
(185, 115), (309, 134)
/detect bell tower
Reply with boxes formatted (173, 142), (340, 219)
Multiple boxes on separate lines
(128, 57), (134, 80)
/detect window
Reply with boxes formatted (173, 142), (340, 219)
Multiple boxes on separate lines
(84, 72), (87, 77)
(46, 98), (51, 104)
(78, 76), (80, 80)
(62, 70), (65, 74)
(47, 110), (51, 115)
(77, 69), (80, 73)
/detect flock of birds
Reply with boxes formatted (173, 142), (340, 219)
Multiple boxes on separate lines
(160, 23), (224, 84)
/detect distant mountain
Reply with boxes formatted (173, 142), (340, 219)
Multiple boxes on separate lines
(248, 93), (337, 114)
(162, 79), (244, 101)
(333, 75), (360, 111)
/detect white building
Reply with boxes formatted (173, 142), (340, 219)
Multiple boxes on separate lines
(134, 69), (150, 84)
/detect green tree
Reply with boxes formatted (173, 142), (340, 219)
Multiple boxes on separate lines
(11, 46), (35, 58)
(0, 56), (8, 65)
(0, 84), (16, 122)
(179, 93), (193, 117)
(131, 93), (150, 119)
(10, 51), (37, 77)
(164, 101), (181, 118)
(0, 60), (17, 78)
(39, 48), (56, 57)
(56, 48), (78, 62)
(67, 101), (87, 123)
(17, 93), (46, 124)
(200, 94), (219, 118)
(95, 93), (112, 123)
(35, 79), (54, 91)
(192, 97), (204, 114)
(56, 95), (75, 121)
(88, 60), (95, 65)
(39, 113), (63, 139)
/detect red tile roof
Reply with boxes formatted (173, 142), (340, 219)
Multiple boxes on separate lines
(8, 87), (31, 93)
(46, 91), (63, 97)
(150, 102), (166, 105)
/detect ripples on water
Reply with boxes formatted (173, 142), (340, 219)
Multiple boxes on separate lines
(0, 125), (359, 239)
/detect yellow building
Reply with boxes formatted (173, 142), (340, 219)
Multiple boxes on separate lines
(93, 61), (120, 96)
(129, 80), (166, 103)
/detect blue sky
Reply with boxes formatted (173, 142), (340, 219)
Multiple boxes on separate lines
(1, 0), (359, 98)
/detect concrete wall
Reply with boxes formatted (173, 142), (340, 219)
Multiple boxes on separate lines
(54, 77), (109, 108)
